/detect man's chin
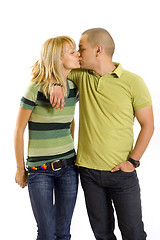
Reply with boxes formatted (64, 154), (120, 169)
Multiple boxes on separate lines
(80, 63), (89, 69)
(79, 61), (84, 68)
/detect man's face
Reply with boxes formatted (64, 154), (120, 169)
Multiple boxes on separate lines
(78, 34), (96, 69)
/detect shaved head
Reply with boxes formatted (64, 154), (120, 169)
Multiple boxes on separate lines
(82, 28), (115, 57)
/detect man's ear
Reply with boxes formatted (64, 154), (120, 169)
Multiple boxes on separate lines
(96, 45), (103, 57)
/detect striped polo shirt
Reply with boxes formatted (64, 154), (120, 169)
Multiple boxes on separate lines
(20, 80), (78, 167)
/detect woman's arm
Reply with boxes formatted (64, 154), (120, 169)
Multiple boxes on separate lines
(14, 107), (32, 188)
(70, 118), (75, 141)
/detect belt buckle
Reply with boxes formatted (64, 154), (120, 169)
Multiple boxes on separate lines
(51, 160), (61, 171)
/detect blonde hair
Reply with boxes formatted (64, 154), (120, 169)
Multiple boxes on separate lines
(31, 36), (75, 97)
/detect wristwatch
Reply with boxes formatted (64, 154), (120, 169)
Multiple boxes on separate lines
(127, 157), (140, 168)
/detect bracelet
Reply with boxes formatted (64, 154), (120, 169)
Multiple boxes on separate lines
(53, 83), (63, 87)
(127, 157), (140, 168)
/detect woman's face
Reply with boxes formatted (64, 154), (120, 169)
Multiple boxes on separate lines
(61, 43), (80, 71)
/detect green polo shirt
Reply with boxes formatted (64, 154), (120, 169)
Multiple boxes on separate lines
(68, 63), (152, 171)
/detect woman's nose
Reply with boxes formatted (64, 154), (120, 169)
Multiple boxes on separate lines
(77, 51), (80, 57)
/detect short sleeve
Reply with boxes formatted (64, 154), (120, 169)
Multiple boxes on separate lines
(68, 69), (86, 87)
(131, 77), (152, 110)
(20, 82), (38, 110)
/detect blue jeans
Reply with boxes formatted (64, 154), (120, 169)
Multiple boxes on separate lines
(79, 167), (147, 240)
(27, 165), (78, 240)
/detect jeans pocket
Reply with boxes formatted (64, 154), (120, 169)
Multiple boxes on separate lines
(121, 173), (139, 189)
(119, 169), (135, 173)
(27, 171), (43, 184)
(118, 169), (136, 178)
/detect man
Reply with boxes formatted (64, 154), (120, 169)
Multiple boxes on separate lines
(50, 28), (154, 240)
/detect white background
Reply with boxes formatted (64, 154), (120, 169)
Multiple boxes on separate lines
(1, 0), (160, 239)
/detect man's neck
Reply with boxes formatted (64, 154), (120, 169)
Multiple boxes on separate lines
(92, 60), (116, 77)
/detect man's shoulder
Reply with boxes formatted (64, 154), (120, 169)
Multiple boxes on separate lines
(123, 69), (142, 80)
(68, 69), (91, 84)
(121, 68), (150, 100)
(70, 68), (90, 75)
(121, 67), (144, 87)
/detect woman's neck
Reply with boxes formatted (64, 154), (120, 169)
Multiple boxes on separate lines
(61, 68), (70, 82)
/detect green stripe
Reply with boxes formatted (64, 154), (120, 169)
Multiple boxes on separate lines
(29, 113), (74, 123)
(29, 129), (70, 140)
(27, 149), (75, 162)
(29, 135), (73, 148)
(20, 102), (34, 110)
(68, 80), (76, 89)
(50, 106), (75, 116)
(28, 142), (74, 156)
(21, 97), (35, 106)
(64, 98), (76, 106)
(24, 84), (38, 101)
(35, 97), (76, 108)
(30, 106), (75, 117)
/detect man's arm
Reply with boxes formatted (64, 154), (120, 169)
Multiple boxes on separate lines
(50, 85), (65, 110)
(112, 105), (154, 172)
(50, 69), (82, 110)
(129, 105), (154, 159)
(50, 71), (76, 110)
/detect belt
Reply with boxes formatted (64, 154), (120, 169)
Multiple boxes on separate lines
(28, 156), (76, 171)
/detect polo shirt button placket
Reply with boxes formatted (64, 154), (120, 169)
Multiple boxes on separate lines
(97, 77), (103, 92)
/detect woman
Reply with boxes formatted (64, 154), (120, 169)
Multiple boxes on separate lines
(14, 36), (80, 240)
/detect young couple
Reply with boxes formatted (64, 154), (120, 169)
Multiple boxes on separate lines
(15, 28), (154, 240)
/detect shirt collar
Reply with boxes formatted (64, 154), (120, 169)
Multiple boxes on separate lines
(89, 62), (123, 78)
(110, 62), (123, 78)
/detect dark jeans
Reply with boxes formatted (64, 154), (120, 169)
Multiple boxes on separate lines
(27, 165), (78, 240)
(79, 167), (147, 240)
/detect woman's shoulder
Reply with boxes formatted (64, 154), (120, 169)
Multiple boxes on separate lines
(27, 81), (43, 94)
